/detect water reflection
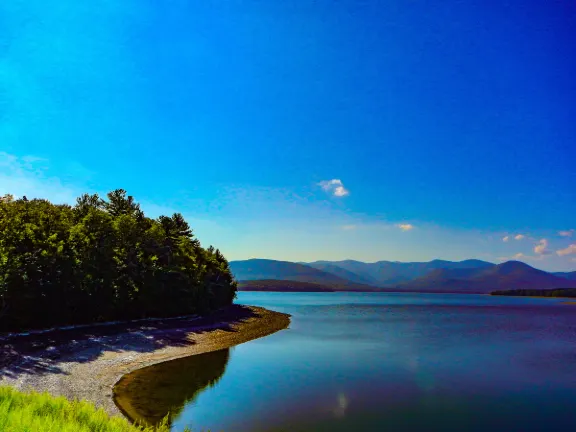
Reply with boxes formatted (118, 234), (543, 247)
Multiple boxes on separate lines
(333, 392), (349, 418)
(113, 348), (231, 427)
(114, 293), (576, 431)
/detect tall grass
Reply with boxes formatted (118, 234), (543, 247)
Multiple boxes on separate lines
(0, 386), (189, 432)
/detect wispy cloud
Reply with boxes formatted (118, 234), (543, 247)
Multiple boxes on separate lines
(534, 238), (551, 255)
(559, 229), (575, 238)
(397, 223), (414, 232)
(340, 224), (357, 230)
(318, 179), (349, 197)
(557, 244), (576, 257)
(503, 234), (526, 242)
(0, 152), (79, 204)
(499, 252), (544, 262)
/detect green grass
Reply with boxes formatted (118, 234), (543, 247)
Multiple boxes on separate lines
(0, 386), (189, 432)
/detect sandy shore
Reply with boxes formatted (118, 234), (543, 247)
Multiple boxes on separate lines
(0, 305), (290, 417)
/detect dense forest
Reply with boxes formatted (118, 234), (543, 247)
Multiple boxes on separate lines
(491, 288), (576, 298)
(0, 190), (237, 332)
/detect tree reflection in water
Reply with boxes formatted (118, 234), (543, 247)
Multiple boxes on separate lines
(114, 348), (230, 427)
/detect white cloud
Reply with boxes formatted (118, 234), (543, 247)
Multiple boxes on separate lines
(504, 234), (525, 242)
(559, 230), (575, 238)
(557, 244), (576, 257)
(499, 252), (525, 260)
(534, 239), (551, 255)
(499, 252), (544, 262)
(318, 179), (349, 197)
(340, 224), (357, 231)
(397, 224), (414, 232)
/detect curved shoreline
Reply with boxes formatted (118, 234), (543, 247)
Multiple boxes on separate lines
(0, 305), (291, 418)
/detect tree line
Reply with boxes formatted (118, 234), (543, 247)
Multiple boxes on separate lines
(491, 288), (576, 298)
(0, 190), (237, 332)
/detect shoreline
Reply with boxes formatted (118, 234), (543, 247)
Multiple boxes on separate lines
(490, 294), (576, 300)
(0, 305), (290, 418)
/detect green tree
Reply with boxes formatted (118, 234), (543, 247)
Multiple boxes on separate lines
(0, 191), (237, 332)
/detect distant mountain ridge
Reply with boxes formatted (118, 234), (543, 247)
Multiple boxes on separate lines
(230, 259), (347, 283)
(554, 271), (576, 281)
(229, 259), (378, 291)
(300, 262), (375, 285)
(394, 261), (576, 293)
(231, 258), (576, 294)
(306, 259), (493, 286)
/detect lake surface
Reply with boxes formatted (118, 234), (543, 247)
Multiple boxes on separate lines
(118, 292), (576, 431)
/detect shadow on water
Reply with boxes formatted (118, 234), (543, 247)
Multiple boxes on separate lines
(114, 348), (231, 428)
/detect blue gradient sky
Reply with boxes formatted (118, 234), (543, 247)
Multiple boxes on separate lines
(1, 1), (575, 270)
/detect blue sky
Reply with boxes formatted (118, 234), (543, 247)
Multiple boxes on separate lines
(1, 1), (575, 270)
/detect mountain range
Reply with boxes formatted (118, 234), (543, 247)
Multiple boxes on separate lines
(553, 271), (576, 281)
(305, 259), (493, 285)
(229, 259), (377, 291)
(392, 261), (576, 293)
(230, 258), (576, 294)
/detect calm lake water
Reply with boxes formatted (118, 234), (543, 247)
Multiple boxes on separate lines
(118, 292), (576, 431)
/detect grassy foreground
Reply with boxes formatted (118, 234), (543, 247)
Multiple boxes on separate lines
(0, 386), (188, 432)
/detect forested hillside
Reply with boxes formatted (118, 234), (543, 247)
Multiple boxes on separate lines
(230, 259), (379, 291)
(230, 259), (351, 284)
(238, 280), (335, 292)
(0, 191), (237, 332)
